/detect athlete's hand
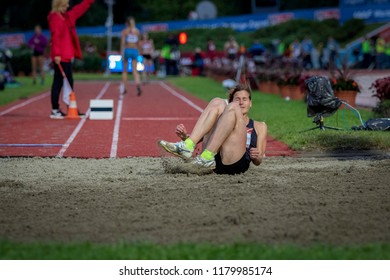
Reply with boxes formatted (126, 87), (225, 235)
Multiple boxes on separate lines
(175, 124), (188, 140)
(249, 147), (262, 163)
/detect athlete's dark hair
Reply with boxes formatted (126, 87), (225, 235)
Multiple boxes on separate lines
(227, 84), (252, 103)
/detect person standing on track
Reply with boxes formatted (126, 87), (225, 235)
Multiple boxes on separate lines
(27, 25), (48, 85)
(140, 32), (155, 84)
(120, 16), (142, 96)
(48, 0), (94, 119)
(224, 36), (239, 65)
(159, 84), (268, 175)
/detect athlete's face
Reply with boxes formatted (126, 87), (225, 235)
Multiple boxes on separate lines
(232, 90), (251, 114)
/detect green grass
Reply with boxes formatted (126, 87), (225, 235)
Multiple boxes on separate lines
(0, 77), (50, 106)
(1, 240), (389, 260)
(0, 73), (120, 106)
(167, 76), (390, 152)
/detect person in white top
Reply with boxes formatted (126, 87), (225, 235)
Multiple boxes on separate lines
(120, 16), (141, 96)
(140, 32), (155, 84)
(224, 36), (239, 63)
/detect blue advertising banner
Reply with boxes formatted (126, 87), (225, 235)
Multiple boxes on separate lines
(340, 0), (390, 6)
(1, 5), (389, 49)
(340, 4), (390, 23)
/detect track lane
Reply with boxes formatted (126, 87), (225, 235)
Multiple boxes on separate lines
(60, 82), (113, 158)
(0, 80), (294, 158)
(116, 82), (205, 157)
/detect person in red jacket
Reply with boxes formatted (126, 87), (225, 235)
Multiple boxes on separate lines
(48, 0), (94, 119)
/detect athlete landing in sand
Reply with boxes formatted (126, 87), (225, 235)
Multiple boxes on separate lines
(159, 84), (267, 175)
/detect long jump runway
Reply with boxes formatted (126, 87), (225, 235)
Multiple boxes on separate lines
(0, 81), (293, 158)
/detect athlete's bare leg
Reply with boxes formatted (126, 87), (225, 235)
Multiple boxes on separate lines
(204, 102), (247, 165)
(187, 97), (227, 145)
(121, 57), (128, 94)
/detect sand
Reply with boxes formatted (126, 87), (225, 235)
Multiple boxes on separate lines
(0, 156), (389, 246)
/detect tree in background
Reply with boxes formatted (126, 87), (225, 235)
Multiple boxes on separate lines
(0, 0), (107, 31)
(0, 0), (339, 32)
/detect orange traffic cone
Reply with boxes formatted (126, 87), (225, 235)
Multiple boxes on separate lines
(66, 92), (80, 119)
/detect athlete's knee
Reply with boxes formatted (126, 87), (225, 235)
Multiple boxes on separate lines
(207, 97), (227, 112)
(209, 97), (226, 106)
(225, 102), (240, 114)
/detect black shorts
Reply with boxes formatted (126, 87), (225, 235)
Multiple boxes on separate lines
(33, 50), (44, 57)
(227, 53), (236, 61)
(214, 152), (250, 175)
(143, 54), (152, 60)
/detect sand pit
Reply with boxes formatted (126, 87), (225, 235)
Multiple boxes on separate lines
(0, 156), (389, 245)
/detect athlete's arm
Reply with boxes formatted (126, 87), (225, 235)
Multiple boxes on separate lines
(250, 121), (267, 166)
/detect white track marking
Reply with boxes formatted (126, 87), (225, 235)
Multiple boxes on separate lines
(122, 117), (198, 121)
(109, 95), (124, 159)
(158, 82), (204, 113)
(56, 82), (110, 158)
(0, 92), (50, 116)
(0, 143), (63, 147)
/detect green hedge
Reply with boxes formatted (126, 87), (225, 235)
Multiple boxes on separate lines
(8, 19), (383, 74)
(10, 45), (32, 76)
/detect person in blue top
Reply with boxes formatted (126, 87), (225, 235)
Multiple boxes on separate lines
(159, 84), (268, 174)
(120, 16), (141, 96)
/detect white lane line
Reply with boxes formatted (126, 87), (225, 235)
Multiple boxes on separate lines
(122, 117), (198, 121)
(0, 92), (50, 116)
(56, 82), (111, 158)
(158, 82), (204, 113)
(0, 143), (63, 147)
(110, 95), (124, 159)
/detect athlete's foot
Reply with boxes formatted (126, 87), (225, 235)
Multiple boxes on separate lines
(190, 155), (216, 170)
(158, 140), (192, 160)
(119, 83), (127, 95)
(137, 85), (142, 96)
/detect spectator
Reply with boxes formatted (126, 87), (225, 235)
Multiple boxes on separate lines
(311, 43), (321, 69)
(275, 39), (285, 62)
(301, 36), (313, 69)
(290, 38), (301, 67)
(84, 42), (96, 54)
(206, 38), (216, 62)
(361, 36), (373, 69)
(375, 35), (386, 69)
(326, 36), (339, 69)
(140, 32), (155, 83)
(352, 45), (361, 67)
(28, 25), (48, 85)
(385, 40), (390, 69)
(191, 47), (204, 76)
(249, 40), (265, 65)
(224, 36), (239, 63)
(164, 34), (180, 75)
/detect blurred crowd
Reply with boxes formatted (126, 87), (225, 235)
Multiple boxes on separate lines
(168, 33), (390, 77)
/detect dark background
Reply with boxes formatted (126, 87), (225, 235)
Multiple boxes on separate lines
(0, 0), (338, 32)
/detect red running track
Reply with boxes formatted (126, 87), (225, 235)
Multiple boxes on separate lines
(0, 81), (294, 158)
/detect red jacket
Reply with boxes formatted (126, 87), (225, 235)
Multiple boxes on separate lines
(48, 0), (94, 62)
